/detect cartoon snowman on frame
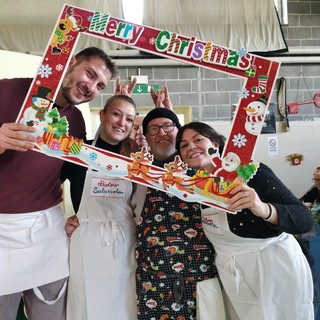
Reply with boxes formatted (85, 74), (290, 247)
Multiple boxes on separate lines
(244, 96), (268, 136)
(21, 86), (53, 136)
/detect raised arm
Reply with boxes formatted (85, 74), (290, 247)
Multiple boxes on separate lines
(114, 76), (137, 96)
(150, 84), (173, 110)
(227, 163), (313, 234)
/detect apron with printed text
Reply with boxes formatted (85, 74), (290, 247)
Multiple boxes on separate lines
(66, 169), (137, 320)
(0, 204), (69, 296)
(201, 207), (314, 320)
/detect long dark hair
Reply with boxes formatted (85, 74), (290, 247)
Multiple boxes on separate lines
(176, 122), (226, 155)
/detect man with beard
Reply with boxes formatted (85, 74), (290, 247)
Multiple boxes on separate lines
(131, 88), (221, 319)
(0, 47), (116, 320)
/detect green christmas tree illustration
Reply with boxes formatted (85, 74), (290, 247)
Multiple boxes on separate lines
(55, 116), (69, 139)
(47, 108), (60, 124)
(236, 162), (259, 183)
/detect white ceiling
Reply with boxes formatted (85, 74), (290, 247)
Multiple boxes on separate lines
(0, 0), (122, 54)
(0, 0), (287, 57)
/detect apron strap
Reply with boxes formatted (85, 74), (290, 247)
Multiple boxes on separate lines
(221, 234), (289, 293)
(32, 278), (67, 305)
(143, 267), (186, 304)
(100, 218), (125, 246)
(224, 256), (243, 294)
(28, 211), (52, 243)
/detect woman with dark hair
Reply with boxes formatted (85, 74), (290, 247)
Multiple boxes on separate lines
(176, 121), (314, 320)
(176, 122), (226, 161)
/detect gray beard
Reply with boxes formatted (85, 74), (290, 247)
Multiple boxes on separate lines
(154, 144), (176, 162)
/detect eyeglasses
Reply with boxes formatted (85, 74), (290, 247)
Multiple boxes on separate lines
(146, 122), (176, 135)
(312, 178), (320, 182)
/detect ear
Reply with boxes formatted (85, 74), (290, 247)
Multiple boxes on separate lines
(99, 109), (105, 122)
(68, 56), (77, 70)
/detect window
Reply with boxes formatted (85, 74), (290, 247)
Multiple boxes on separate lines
(273, 0), (288, 25)
(122, 0), (144, 25)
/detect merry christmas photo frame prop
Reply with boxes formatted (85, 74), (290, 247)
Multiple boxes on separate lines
(16, 4), (280, 213)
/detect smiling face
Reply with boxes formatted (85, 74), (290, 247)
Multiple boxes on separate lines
(130, 115), (148, 148)
(99, 97), (136, 145)
(57, 56), (112, 106)
(244, 100), (266, 116)
(146, 117), (178, 162)
(221, 152), (240, 172)
(178, 128), (217, 170)
(33, 97), (51, 108)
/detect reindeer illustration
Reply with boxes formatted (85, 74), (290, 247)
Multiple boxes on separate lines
(162, 155), (193, 193)
(127, 146), (160, 182)
(50, 6), (87, 54)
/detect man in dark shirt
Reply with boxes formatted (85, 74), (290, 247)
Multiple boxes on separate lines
(0, 47), (116, 320)
(132, 104), (219, 319)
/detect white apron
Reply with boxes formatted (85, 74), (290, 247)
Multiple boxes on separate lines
(0, 204), (69, 296)
(201, 207), (314, 320)
(196, 277), (226, 319)
(67, 169), (137, 320)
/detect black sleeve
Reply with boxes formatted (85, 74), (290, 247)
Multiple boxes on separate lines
(301, 187), (320, 204)
(249, 163), (313, 235)
(61, 160), (87, 213)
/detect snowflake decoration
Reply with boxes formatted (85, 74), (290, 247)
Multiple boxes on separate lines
(238, 88), (250, 99)
(38, 64), (52, 78)
(36, 80), (41, 85)
(106, 164), (112, 171)
(149, 38), (156, 45)
(237, 48), (247, 57)
(56, 64), (63, 72)
(232, 133), (247, 148)
(89, 152), (97, 161)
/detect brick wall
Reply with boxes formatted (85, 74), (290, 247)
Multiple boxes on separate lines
(284, 0), (320, 47)
(90, 0), (320, 123)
